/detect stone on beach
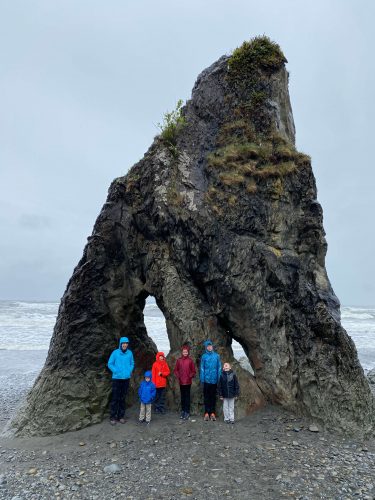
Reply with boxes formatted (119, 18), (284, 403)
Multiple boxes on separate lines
(103, 464), (121, 474)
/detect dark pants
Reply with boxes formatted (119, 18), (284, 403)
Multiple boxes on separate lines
(154, 387), (166, 412)
(180, 384), (191, 413)
(110, 379), (129, 420)
(203, 382), (217, 414)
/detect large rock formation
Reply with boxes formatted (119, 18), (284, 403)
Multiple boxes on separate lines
(13, 37), (374, 436)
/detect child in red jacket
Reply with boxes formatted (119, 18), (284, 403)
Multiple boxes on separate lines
(152, 352), (170, 414)
(174, 345), (196, 420)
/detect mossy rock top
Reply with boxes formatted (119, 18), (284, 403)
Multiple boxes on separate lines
(228, 36), (287, 80)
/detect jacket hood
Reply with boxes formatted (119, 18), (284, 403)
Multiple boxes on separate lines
(119, 336), (129, 348)
(204, 340), (213, 351)
(156, 351), (165, 360)
(181, 345), (190, 353)
(144, 370), (152, 378)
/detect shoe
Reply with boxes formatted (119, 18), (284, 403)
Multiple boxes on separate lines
(224, 419), (229, 424)
(210, 413), (216, 421)
(183, 413), (190, 420)
(204, 413), (210, 421)
(119, 418), (125, 424)
(146, 421), (151, 426)
(180, 411), (185, 419)
(110, 419), (117, 425)
(138, 419), (145, 424)
(230, 420), (235, 425)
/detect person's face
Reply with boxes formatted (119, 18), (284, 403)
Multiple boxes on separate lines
(121, 342), (128, 350)
(207, 344), (213, 351)
(159, 355), (164, 361)
(145, 376), (151, 382)
(223, 363), (231, 371)
(182, 349), (188, 357)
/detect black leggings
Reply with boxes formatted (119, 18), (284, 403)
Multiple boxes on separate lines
(110, 379), (129, 419)
(203, 382), (217, 414)
(154, 387), (166, 411)
(180, 384), (191, 413)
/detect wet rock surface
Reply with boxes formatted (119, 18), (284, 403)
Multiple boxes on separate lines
(367, 368), (375, 385)
(11, 38), (374, 436)
(1, 406), (375, 500)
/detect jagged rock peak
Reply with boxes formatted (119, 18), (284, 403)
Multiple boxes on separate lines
(11, 37), (374, 437)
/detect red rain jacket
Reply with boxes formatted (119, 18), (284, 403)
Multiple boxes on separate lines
(174, 352), (196, 385)
(152, 352), (170, 388)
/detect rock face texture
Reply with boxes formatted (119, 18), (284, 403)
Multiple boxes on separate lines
(12, 38), (374, 436)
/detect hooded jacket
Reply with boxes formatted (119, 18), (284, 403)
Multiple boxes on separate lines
(107, 337), (135, 380)
(152, 352), (170, 388)
(174, 346), (196, 385)
(200, 341), (221, 384)
(218, 369), (240, 398)
(138, 371), (156, 404)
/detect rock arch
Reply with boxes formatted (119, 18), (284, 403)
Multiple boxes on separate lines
(12, 38), (374, 436)
(143, 297), (169, 353)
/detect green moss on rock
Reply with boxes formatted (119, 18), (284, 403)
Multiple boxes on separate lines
(228, 35), (287, 80)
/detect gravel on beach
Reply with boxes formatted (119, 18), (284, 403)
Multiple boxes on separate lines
(1, 405), (375, 500)
(0, 354), (374, 499)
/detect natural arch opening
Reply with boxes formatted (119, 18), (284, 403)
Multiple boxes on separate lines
(143, 296), (170, 354)
(232, 339), (254, 375)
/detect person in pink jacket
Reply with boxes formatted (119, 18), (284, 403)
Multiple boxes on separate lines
(173, 345), (196, 420)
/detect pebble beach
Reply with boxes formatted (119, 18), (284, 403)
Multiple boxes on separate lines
(0, 372), (375, 500)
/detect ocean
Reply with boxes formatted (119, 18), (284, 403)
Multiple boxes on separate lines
(0, 299), (374, 372)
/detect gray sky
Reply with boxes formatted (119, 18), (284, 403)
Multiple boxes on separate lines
(0, 0), (374, 306)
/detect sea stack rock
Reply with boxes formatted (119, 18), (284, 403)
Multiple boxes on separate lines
(12, 37), (374, 436)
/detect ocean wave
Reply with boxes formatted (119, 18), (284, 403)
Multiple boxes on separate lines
(10, 301), (59, 310)
(0, 344), (49, 351)
(342, 311), (374, 320)
(0, 316), (56, 327)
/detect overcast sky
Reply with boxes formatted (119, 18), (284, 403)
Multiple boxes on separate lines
(0, 0), (374, 306)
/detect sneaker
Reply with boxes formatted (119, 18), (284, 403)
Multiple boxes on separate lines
(119, 418), (125, 424)
(180, 411), (185, 419)
(138, 419), (145, 424)
(210, 413), (216, 421)
(230, 420), (235, 425)
(204, 413), (210, 421)
(110, 419), (117, 425)
(146, 421), (151, 426)
(183, 413), (190, 420)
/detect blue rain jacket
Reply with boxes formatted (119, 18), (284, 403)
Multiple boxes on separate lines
(200, 341), (221, 384)
(138, 371), (156, 403)
(107, 336), (134, 380)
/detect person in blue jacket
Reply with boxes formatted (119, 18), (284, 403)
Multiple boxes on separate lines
(200, 340), (221, 421)
(107, 336), (134, 425)
(138, 370), (156, 425)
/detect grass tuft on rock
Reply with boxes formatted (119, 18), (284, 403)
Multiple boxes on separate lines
(157, 99), (186, 157)
(228, 36), (287, 80)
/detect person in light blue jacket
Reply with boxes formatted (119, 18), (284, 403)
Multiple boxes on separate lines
(200, 340), (221, 421)
(107, 336), (134, 425)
